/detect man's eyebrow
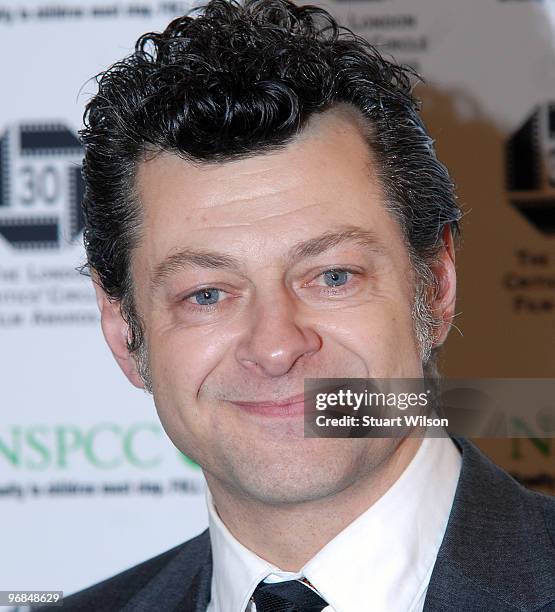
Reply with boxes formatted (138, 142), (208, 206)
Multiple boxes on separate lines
(287, 225), (386, 262)
(151, 250), (241, 291)
(150, 224), (386, 292)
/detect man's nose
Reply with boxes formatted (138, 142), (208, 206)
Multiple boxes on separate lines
(235, 288), (322, 378)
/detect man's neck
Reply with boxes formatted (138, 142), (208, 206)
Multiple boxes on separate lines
(204, 436), (423, 571)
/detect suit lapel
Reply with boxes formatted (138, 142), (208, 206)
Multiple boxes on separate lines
(424, 436), (554, 611)
(121, 529), (212, 612)
(177, 544), (213, 612)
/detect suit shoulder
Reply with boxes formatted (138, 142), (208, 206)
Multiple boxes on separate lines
(34, 529), (210, 612)
(446, 438), (555, 607)
(533, 487), (555, 547)
(458, 437), (555, 546)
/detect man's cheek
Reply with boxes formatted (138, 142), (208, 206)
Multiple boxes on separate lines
(153, 332), (229, 401)
(325, 310), (389, 346)
(333, 307), (416, 367)
(153, 324), (227, 365)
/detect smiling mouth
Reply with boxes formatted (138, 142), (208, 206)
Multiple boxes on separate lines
(229, 393), (306, 417)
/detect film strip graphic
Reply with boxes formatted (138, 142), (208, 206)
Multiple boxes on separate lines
(506, 103), (555, 235)
(0, 122), (84, 250)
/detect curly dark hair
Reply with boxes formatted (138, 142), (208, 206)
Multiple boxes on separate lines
(80, 0), (461, 380)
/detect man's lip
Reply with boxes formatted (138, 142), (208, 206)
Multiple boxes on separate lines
(229, 393), (307, 417)
(229, 393), (306, 407)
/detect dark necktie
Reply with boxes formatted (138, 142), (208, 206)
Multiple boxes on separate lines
(251, 578), (329, 612)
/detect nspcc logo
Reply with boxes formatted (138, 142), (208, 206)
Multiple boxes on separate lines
(0, 121), (84, 250)
(506, 103), (555, 235)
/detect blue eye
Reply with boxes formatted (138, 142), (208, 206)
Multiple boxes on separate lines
(192, 288), (220, 305)
(323, 269), (350, 287)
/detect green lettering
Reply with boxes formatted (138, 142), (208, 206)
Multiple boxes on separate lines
(0, 427), (21, 466)
(25, 426), (50, 469)
(511, 418), (551, 459)
(85, 424), (122, 468)
(123, 423), (161, 468)
(55, 426), (84, 468)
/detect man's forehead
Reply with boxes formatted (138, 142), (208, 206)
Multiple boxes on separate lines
(134, 105), (378, 207)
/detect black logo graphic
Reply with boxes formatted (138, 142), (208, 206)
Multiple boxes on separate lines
(506, 103), (555, 235)
(0, 122), (84, 250)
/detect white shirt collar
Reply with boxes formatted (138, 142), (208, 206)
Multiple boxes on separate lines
(206, 435), (462, 612)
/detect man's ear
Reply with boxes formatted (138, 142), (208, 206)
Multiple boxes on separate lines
(429, 224), (457, 348)
(91, 271), (145, 389)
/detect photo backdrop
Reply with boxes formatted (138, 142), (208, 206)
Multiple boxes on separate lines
(1, 0), (554, 597)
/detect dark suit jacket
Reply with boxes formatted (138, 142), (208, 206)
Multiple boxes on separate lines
(43, 438), (555, 611)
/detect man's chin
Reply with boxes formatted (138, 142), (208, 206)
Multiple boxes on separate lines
(221, 458), (364, 507)
(235, 479), (349, 507)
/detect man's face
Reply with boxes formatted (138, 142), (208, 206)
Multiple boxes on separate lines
(130, 110), (426, 504)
